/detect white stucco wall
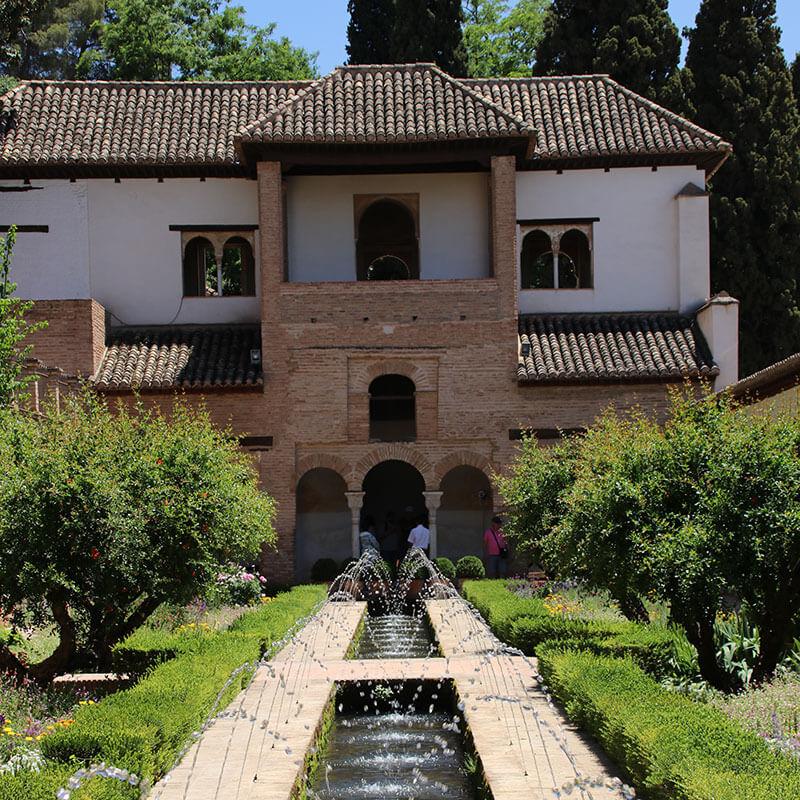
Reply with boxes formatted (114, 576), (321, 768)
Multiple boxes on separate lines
(0, 180), (91, 299)
(515, 166), (709, 314)
(286, 173), (490, 281)
(1, 178), (260, 326)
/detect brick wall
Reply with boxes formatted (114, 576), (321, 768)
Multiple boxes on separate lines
(25, 299), (106, 377)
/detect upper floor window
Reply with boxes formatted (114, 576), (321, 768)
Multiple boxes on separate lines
(182, 232), (255, 297)
(520, 223), (593, 290)
(369, 374), (416, 442)
(355, 195), (420, 281)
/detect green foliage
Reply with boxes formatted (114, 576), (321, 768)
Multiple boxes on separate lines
(346, 0), (395, 64)
(310, 558), (340, 583)
(392, 0), (468, 76)
(0, 392), (275, 679)
(455, 555), (485, 580)
(685, 0), (800, 374)
(462, 0), (548, 77)
(434, 556), (456, 581)
(539, 649), (800, 799)
(0, 0), (38, 66)
(500, 386), (800, 688)
(32, 587), (325, 793)
(3, 0), (317, 81)
(0, 226), (46, 408)
(534, 0), (681, 101)
(463, 580), (688, 677)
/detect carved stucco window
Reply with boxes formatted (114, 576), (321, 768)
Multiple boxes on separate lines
(520, 223), (593, 290)
(354, 194), (420, 281)
(182, 231), (256, 297)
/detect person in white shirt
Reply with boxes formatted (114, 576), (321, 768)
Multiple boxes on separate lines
(359, 517), (381, 554)
(407, 516), (430, 554)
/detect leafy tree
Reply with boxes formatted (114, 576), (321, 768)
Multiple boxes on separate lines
(0, 393), (275, 681)
(0, 0), (38, 66)
(346, 0), (396, 64)
(8, 0), (103, 79)
(0, 226), (46, 408)
(502, 387), (800, 689)
(393, 0), (468, 75)
(685, 0), (800, 375)
(534, 0), (681, 100)
(463, 0), (548, 77)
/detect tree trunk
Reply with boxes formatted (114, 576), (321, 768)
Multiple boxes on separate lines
(751, 619), (793, 685)
(683, 618), (729, 691)
(617, 593), (650, 624)
(28, 595), (77, 684)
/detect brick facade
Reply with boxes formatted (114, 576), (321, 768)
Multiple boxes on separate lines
(25, 162), (681, 584)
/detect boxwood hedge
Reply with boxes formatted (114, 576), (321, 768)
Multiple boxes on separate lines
(539, 648), (800, 800)
(0, 585), (326, 800)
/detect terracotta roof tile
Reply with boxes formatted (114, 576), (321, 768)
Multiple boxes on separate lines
(466, 76), (730, 171)
(239, 64), (533, 145)
(518, 313), (718, 384)
(93, 325), (262, 391)
(0, 67), (729, 175)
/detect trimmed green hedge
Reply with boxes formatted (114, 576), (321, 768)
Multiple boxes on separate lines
(463, 580), (686, 677)
(0, 585), (326, 800)
(539, 649), (800, 800)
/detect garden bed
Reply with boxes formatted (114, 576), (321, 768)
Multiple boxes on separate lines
(0, 585), (327, 800)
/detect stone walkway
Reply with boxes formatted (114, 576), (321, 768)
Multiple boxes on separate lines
(150, 597), (621, 800)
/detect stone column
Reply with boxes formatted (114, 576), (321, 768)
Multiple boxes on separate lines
(345, 491), (365, 558)
(423, 491), (444, 559)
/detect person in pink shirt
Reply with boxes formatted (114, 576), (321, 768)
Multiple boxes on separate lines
(483, 516), (509, 578)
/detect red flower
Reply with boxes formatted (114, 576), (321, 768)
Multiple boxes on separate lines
(156, 458), (164, 465)
(90, 547), (100, 560)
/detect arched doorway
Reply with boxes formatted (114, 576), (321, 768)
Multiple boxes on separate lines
(356, 199), (419, 281)
(295, 468), (350, 581)
(437, 466), (493, 562)
(369, 374), (416, 442)
(362, 460), (426, 563)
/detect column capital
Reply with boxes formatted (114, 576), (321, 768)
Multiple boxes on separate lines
(344, 491), (365, 511)
(423, 490), (444, 511)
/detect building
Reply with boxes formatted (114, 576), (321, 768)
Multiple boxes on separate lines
(727, 352), (800, 416)
(0, 63), (738, 582)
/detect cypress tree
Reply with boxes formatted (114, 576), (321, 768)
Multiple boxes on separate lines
(346, 0), (396, 64)
(791, 52), (800, 103)
(685, 0), (800, 374)
(392, 0), (468, 75)
(534, 0), (680, 100)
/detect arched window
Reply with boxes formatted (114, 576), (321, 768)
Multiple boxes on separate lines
(183, 237), (217, 297)
(369, 374), (416, 442)
(356, 199), (419, 281)
(221, 236), (256, 296)
(520, 230), (554, 289)
(559, 229), (592, 288)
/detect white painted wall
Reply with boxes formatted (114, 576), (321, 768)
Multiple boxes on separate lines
(0, 180), (91, 299)
(286, 173), (490, 281)
(516, 166), (709, 314)
(1, 178), (260, 326)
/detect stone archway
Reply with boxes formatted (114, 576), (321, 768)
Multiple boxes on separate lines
(295, 467), (350, 582)
(437, 465), (493, 562)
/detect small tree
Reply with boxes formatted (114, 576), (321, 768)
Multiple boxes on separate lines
(0, 225), (46, 408)
(0, 392), (275, 681)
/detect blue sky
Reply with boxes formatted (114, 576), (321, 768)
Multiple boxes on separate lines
(242, 0), (799, 75)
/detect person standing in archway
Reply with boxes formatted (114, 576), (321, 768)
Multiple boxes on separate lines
(407, 515), (430, 556)
(359, 516), (380, 554)
(484, 516), (509, 578)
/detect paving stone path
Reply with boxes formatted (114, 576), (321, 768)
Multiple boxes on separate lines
(151, 598), (621, 800)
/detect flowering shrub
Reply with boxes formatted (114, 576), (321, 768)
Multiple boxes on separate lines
(208, 565), (266, 607)
(0, 393), (275, 681)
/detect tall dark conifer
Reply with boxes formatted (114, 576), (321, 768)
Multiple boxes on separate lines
(686, 0), (800, 374)
(346, 0), (396, 64)
(534, 0), (680, 101)
(392, 0), (467, 75)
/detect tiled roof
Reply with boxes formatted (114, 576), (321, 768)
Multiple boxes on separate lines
(727, 351), (800, 402)
(93, 325), (262, 391)
(239, 64), (534, 146)
(518, 313), (718, 384)
(467, 76), (730, 172)
(0, 80), (309, 173)
(0, 65), (730, 175)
